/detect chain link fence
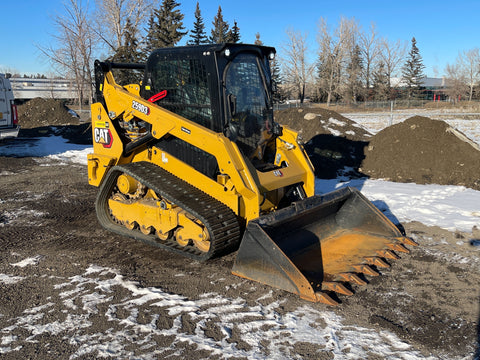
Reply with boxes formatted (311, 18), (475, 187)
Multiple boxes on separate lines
(274, 99), (480, 112)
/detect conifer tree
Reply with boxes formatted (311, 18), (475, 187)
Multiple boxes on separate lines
(372, 61), (390, 100)
(209, 6), (230, 44)
(145, 0), (187, 51)
(270, 57), (285, 103)
(228, 20), (241, 43)
(187, 2), (208, 45)
(401, 37), (426, 99)
(144, 13), (156, 55)
(345, 44), (364, 103)
(112, 18), (142, 84)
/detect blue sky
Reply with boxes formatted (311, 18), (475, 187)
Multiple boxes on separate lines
(1, 0), (479, 77)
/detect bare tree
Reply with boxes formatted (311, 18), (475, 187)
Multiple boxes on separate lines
(281, 28), (313, 103)
(358, 22), (380, 92)
(316, 16), (358, 105)
(460, 48), (480, 101)
(444, 48), (480, 102)
(378, 37), (407, 96)
(444, 62), (468, 103)
(0, 66), (19, 78)
(38, 0), (95, 108)
(93, 0), (152, 54)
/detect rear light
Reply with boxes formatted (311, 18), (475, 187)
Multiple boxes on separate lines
(11, 102), (18, 125)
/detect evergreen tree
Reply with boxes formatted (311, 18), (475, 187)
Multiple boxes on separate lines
(228, 20), (241, 43)
(372, 61), (390, 100)
(316, 51), (340, 103)
(209, 6), (229, 44)
(401, 37), (426, 99)
(145, 0), (187, 51)
(270, 57), (285, 103)
(112, 19), (142, 84)
(187, 2), (208, 45)
(144, 13), (156, 55)
(345, 44), (364, 103)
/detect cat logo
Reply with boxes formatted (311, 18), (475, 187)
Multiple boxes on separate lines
(94, 127), (113, 148)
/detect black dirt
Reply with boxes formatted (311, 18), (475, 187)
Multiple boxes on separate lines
(360, 116), (480, 190)
(275, 107), (371, 179)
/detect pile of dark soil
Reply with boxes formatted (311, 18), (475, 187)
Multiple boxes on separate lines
(275, 107), (372, 178)
(360, 116), (480, 190)
(17, 98), (80, 129)
(274, 107), (371, 142)
(16, 98), (91, 143)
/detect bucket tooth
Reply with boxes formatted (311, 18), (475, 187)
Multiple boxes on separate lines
(322, 282), (353, 296)
(395, 236), (418, 247)
(386, 243), (410, 253)
(352, 264), (380, 276)
(364, 256), (390, 268)
(376, 249), (400, 260)
(338, 272), (367, 286)
(314, 292), (339, 306)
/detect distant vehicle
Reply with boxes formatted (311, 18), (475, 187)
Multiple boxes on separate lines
(0, 73), (19, 139)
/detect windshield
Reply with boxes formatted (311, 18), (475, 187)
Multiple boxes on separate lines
(224, 53), (274, 159)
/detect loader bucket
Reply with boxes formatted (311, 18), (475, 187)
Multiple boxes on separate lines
(232, 186), (417, 305)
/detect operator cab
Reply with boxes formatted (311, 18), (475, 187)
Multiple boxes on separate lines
(142, 43), (280, 166)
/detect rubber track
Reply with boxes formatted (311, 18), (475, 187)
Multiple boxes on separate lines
(95, 161), (242, 261)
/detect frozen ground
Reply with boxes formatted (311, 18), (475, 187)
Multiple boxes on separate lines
(0, 113), (479, 359)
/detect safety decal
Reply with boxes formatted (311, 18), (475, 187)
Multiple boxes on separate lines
(94, 127), (113, 148)
(273, 170), (283, 177)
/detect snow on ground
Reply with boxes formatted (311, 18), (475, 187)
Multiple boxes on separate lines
(0, 135), (91, 160)
(0, 263), (437, 359)
(315, 178), (480, 234)
(0, 115), (479, 359)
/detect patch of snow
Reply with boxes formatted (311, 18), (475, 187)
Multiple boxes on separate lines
(11, 255), (43, 268)
(46, 147), (92, 165)
(327, 117), (346, 126)
(0, 208), (46, 227)
(0, 274), (24, 285)
(0, 135), (91, 162)
(327, 127), (342, 136)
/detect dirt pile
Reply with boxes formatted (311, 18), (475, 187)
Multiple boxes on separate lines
(275, 107), (372, 178)
(275, 107), (371, 142)
(16, 98), (91, 143)
(17, 98), (80, 129)
(360, 116), (480, 190)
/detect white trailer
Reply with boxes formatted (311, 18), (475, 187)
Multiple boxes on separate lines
(0, 74), (19, 139)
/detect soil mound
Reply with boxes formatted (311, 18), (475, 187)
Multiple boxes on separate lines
(360, 116), (480, 190)
(17, 98), (80, 129)
(275, 107), (371, 179)
(274, 107), (371, 142)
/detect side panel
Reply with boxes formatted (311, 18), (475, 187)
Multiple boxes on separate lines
(0, 74), (19, 139)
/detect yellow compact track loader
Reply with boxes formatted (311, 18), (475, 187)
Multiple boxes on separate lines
(88, 44), (417, 305)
